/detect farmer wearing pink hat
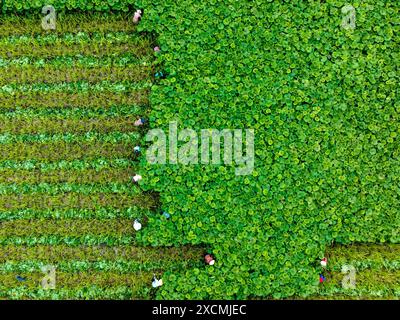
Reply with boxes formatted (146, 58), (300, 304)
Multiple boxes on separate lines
(204, 254), (215, 266)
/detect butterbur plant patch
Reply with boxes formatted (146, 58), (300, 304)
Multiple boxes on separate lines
(0, 0), (399, 301)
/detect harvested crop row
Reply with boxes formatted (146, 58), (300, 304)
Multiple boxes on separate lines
(0, 193), (154, 211)
(0, 42), (151, 59)
(0, 244), (203, 262)
(317, 254), (400, 299)
(0, 13), (136, 37)
(0, 235), (138, 246)
(0, 65), (152, 85)
(328, 259), (400, 272)
(318, 284), (400, 299)
(0, 142), (132, 161)
(0, 117), (140, 134)
(327, 244), (400, 263)
(0, 259), (201, 273)
(0, 168), (133, 184)
(0, 271), (153, 290)
(323, 269), (400, 288)
(322, 244), (400, 280)
(0, 218), (136, 237)
(0, 90), (149, 109)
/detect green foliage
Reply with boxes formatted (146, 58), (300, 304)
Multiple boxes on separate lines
(1, 1), (399, 299)
(0, 90), (149, 110)
(0, 12), (135, 37)
(131, 0), (400, 299)
(0, 12), (170, 300)
(0, 140), (132, 161)
(0, 192), (153, 211)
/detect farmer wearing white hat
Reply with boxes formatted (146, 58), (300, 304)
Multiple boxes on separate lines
(133, 219), (142, 231)
(152, 275), (163, 288)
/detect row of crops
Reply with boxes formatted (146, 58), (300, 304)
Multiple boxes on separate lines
(1, 0), (399, 299)
(0, 11), (204, 299)
(316, 244), (400, 299)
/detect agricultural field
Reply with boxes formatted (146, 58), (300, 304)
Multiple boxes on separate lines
(0, 12), (203, 299)
(0, 0), (399, 301)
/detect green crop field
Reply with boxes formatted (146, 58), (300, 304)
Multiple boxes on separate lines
(0, 11), (204, 300)
(0, 0), (399, 301)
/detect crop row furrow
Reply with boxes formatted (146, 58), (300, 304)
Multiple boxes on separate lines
(322, 269), (400, 289)
(327, 244), (400, 262)
(0, 117), (139, 134)
(0, 90), (149, 109)
(0, 218), (135, 237)
(0, 142), (132, 161)
(0, 244), (203, 262)
(327, 259), (400, 272)
(0, 272), (153, 291)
